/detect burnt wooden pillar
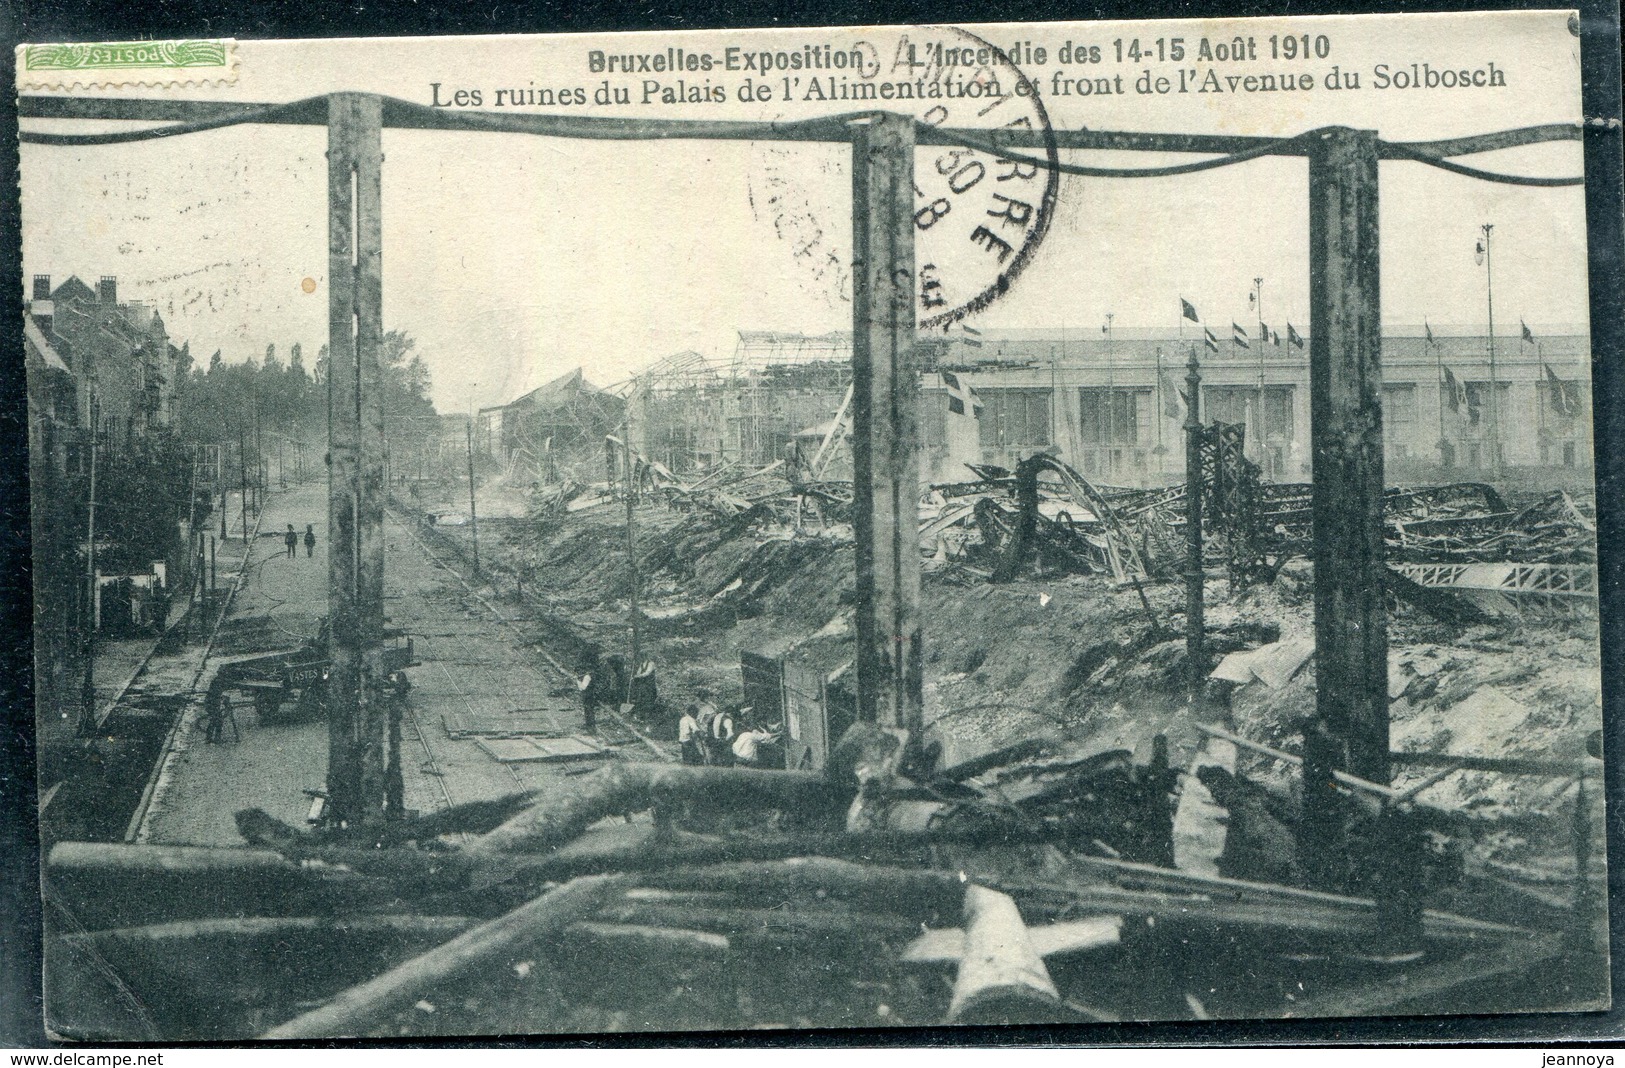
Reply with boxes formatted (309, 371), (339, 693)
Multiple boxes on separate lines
(326, 93), (389, 826)
(850, 112), (923, 734)
(1307, 127), (1389, 787)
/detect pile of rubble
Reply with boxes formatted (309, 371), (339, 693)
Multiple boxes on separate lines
(43, 705), (1602, 1039)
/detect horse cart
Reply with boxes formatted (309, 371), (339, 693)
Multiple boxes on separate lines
(204, 623), (418, 737)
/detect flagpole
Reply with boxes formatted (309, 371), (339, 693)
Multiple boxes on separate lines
(1431, 324), (1447, 468)
(1253, 278), (1266, 473)
(1483, 222), (1500, 474)
(1536, 338), (1547, 462)
(1056, 325), (1065, 464)
(1155, 346), (1166, 479)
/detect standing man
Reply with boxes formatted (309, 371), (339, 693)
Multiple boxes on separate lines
(304, 524), (316, 558)
(577, 647), (615, 733)
(678, 704), (704, 765)
(693, 688), (721, 764)
(629, 660), (661, 724)
(284, 524), (298, 559)
(710, 704), (738, 766)
(577, 672), (597, 733)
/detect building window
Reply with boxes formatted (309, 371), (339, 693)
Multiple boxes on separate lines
(978, 389), (1051, 449)
(1384, 384), (1417, 432)
(1203, 386), (1294, 442)
(1464, 381), (1512, 429)
(1384, 384), (1417, 462)
(1078, 388), (1148, 446)
(1564, 441), (1577, 467)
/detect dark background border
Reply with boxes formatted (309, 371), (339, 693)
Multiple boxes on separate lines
(1, 0), (1620, 1050)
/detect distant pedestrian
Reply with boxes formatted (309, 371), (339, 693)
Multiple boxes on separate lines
(304, 524), (316, 557)
(284, 524), (298, 559)
(679, 704), (704, 765)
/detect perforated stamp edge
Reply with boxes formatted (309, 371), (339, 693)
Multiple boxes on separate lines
(17, 39), (239, 91)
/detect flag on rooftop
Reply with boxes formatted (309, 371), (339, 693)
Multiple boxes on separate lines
(1181, 298), (1200, 323)
(1203, 326), (1220, 353)
(1543, 363), (1579, 417)
(941, 370), (982, 417)
(1287, 323), (1305, 349)
(1522, 320), (1536, 343)
(1442, 365), (1465, 412)
(1160, 370), (1186, 419)
(1425, 321), (1435, 345)
(1232, 322), (1250, 349)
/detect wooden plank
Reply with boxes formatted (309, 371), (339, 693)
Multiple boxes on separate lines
(474, 736), (608, 764)
(442, 709), (575, 738)
(1307, 127), (1389, 790)
(850, 111), (923, 733)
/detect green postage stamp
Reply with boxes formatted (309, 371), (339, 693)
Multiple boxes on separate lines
(19, 38), (236, 88)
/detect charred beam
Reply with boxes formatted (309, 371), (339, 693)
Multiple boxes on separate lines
(1307, 127), (1389, 788)
(326, 93), (390, 826)
(850, 112), (923, 733)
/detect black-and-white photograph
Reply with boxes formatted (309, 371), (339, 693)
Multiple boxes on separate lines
(14, 12), (1610, 1040)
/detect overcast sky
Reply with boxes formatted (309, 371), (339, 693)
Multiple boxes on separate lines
(20, 12), (1588, 411)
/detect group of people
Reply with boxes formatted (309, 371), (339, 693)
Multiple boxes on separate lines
(283, 524), (317, 559)
(574, 650), (779, 767)
(678, 690), (780, 768)
(577, 650), (660, 732)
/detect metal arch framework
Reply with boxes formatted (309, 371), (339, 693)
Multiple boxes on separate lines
(19, 91), (1587, 827)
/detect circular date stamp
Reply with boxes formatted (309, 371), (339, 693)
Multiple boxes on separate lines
(749, 25), (1060, 330)
(905, 25), (1060, 332)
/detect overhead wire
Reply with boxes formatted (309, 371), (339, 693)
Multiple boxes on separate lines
(1379, 139), (1584, 187)
(18, 92), (1585, 186)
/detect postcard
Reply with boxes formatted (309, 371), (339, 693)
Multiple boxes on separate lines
(16, 11), (1607, 1040)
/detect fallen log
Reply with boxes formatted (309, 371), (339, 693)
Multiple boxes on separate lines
(261, 874), (627, 1040)
(635, 856), (968, 916)
(45, 842), (394, 931)
(948, 886), (1062, 1025)
(562, 921), (730, 958)
(592, 900), (922, 939)
(638, 855), (1531, 946)
(239, 793), (538, 850)
(467, 765), (846, 857)
(56, 915), (481, 1040)
(903, 916), (1122, 963)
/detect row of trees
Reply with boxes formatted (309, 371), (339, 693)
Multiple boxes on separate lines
(172, 331), (441, 477)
